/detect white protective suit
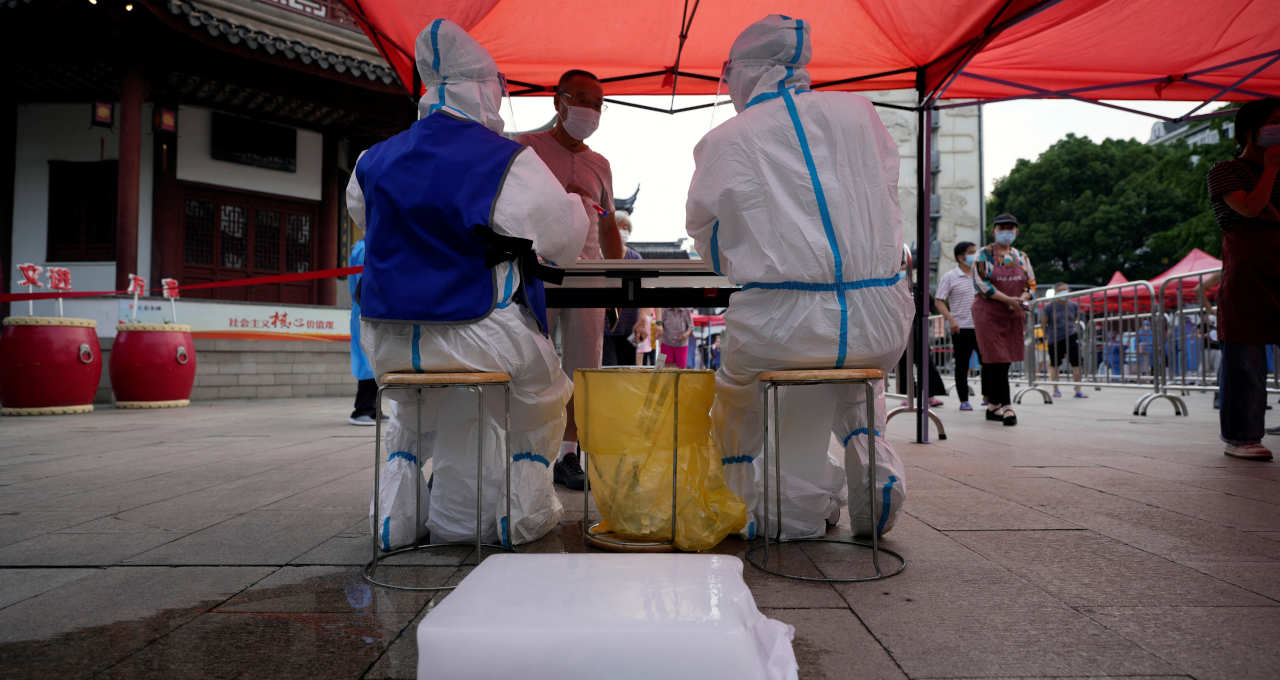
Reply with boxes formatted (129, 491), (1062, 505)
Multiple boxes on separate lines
(686, 15), (911, 540)
(348, 20), (590, 548)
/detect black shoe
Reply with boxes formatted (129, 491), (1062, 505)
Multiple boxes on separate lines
(985, 408), (1004, 422)
(1002, 408), (1018, 426)
(554, 450), (585, 491)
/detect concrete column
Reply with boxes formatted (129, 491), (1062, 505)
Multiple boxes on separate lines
(115, 65), (146, 292)
(317, 134), (339, 306)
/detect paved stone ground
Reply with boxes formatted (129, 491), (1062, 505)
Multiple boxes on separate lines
(1, 388), (1278, 679)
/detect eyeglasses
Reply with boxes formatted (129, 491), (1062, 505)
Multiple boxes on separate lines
(558, 91), (607, 112)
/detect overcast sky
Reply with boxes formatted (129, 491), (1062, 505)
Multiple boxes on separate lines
(499, 96), (1205, 243)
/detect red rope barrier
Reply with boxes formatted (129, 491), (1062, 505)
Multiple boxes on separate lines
(0, 266), (364, 304)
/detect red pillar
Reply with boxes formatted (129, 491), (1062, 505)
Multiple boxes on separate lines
(317, 134), (339, 306)
(115, 66), (146, 292)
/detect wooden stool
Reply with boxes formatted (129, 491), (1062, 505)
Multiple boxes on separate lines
(364, 371), (514, 591)
(745, 368), (906, 582)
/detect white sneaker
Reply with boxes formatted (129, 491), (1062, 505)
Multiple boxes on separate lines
(348, 414), (376, 426)
(1224, 442), (1273, 461)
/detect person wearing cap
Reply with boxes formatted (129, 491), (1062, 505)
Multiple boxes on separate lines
(348, 19), (591, 549)
(686, 15), (910, 540)
(972, 213), (1036, 426)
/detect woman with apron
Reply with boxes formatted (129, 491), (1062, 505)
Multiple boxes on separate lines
(972, 213), (1037, 426)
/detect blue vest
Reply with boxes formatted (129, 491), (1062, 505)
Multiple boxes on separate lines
(356, 113), (548, 330)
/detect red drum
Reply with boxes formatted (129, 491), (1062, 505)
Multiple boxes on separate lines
(109, 323), (197, 408)
(1, 317), (102, 416)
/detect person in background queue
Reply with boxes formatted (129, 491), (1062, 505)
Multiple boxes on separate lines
(518, 69), (624, 490)
(1042, 282), (1088, 399)
(972, 213), (1035, 427)
(1206, 97), (1280, 460)
(935, 241), (980, 411)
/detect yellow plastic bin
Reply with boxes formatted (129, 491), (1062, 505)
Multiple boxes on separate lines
(574, 368), (746, 551)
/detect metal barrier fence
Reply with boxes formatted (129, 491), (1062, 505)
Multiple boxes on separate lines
(909, 266), (1280, 420)
(926, 279), (1189, 415)
(1156, 267), (1280, 403)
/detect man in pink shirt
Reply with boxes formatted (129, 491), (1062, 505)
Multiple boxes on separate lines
(519, 69), (624, 490)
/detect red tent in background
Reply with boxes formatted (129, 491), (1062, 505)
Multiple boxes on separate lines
(1082, 270), (1136, 313)
(1083, 250), (1222, 313)
(1150, 248), (1222, 306)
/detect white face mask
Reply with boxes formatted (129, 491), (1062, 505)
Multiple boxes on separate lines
(561, 105), (600, 141)
(995, 229), (1017, 246)
(964, 253), (976, 266)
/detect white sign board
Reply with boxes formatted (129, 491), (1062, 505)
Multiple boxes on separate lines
(119, 299), (349, 341)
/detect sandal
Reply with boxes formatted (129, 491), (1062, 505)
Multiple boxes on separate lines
(1001, 406), (1018, 426)
(985, 407), (1005, 422)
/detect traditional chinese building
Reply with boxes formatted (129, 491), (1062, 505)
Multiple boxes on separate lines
(2, 0), (413, 400)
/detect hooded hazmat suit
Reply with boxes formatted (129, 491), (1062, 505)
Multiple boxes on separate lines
(686, 15), (911, 540)
(348, 19), (590, 548)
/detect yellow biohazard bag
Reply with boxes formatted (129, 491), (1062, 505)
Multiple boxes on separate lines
(575, 368), (746, 551)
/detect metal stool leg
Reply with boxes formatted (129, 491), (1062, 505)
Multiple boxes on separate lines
(364, 380), (514, 591)
(865, 380), (881, 576)
(760, 383), (769, 565)
(746, 377), (906, 583)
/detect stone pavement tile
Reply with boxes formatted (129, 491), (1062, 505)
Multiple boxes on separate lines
(841, 587), (1178, 678)
(1183, 562), (1280, 602)
(1056, 503), (1280, 565)
(824, 521), (1177, 677)
(0, 566), (273, 678)
(900, 465), (971, 491)
(97, 608), (413, 680)
(762, 607), (907, 680)
(216, 565), (453, 614)
(0, 509), (106, 548)
(904, 485), (1079, 531)
(0, 567), (96, 609)
(948, 530), (1272, 607)
(362, 606), (427, 680)
(261, 469), (368, 512)
(17, 462), (258, 513)
(1082, 606), (1280, 680)
(1045, 466), (1200, 493)
(1252, 531), (1280, 543)
(946, 475), (1280, 564)
(741, 548), (846, 609)
(0, 529), (185, 566)
(123, 510), (361, 566)
(1181, 475), (1280, 502)
(1111, 490), (1280, 531)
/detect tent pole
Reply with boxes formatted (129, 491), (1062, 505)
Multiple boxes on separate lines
(915, 78), (932, 444)
(1181, 52), (1280, 118)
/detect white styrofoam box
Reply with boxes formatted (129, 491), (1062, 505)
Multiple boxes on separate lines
(417, 553), (797, 680)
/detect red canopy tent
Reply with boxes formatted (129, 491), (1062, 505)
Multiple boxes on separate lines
(1084, 250), (1222, 313)
(340, 0), (1279, 441)
(1150, 248), (1222, 306)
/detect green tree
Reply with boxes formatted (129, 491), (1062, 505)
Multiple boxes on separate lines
(987, 120), (1235, 285)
